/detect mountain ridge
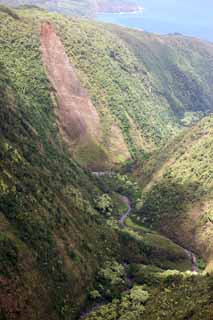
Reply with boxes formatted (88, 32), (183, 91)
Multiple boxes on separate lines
(133, 115), (213, 272)
(0, 0), (142, 17)
(0, 4), (213, 320)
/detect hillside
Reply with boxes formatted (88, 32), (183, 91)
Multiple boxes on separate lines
(0, 6), (121, 319)
(84, 274), (213, 320)
(134, 115), (213, 271)
(0, 6), (179, 319)
(0, 5), (213, 320)
(0, 0), (142, 17)
(80, 116), (213, 320)
(11, 5), (213, 165)
(55, 16), (213, 160)
(40, 21), (109, 169)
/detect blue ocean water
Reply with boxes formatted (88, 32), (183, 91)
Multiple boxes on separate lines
(96, 0), (213, 42)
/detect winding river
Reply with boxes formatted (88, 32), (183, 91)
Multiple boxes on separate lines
(80, 172), (199, 318)
(80, 177), (198, 319)
(118, 194), (198, 272)
(92, 171), (198, 272)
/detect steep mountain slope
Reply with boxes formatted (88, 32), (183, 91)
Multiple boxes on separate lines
(81, 118), (213, 320)
(0, 0), (96, 16)
(13, 6), (213, 163)
(0, 7), (120, 319)
(1, 5), (211, 164)
(84, 273), (213, 320)
(58, 20), (213, 157)
(134, 116), (213, 271)
(40, 21), (109, 168)
(0, 5), (213, 320)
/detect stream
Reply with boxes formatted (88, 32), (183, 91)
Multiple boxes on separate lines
(92, 171), (198, 272)
(80, 172), (199, 319)
(185, 250), (198, 272)
(119, 196), (131, 226)
(119, 195), (198, 273)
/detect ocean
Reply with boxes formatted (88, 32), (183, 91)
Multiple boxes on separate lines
(96, 0), (213, 42)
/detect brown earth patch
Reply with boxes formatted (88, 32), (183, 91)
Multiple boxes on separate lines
(40, 22), (134, 168)
(40, 22), (101, 152)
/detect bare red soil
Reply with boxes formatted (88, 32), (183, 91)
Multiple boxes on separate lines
(40, 22), (100, 148)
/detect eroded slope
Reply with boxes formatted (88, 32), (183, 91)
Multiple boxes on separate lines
(10, 6), (213, 164)
(40, 21), (108, 168)
(0, 9), (119, 319)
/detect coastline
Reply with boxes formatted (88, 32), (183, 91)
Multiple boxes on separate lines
(97, 7), (144, 15)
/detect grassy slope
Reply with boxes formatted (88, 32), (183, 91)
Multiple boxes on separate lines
(58, 18), (213, 158)
(84, 174), (213, 320)
(17, 7), (213, 162)
(134, 116), (213, 270)
(0, 8), (120, 320)
(0, 0), (95, 16)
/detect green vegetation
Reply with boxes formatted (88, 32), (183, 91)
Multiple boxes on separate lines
(13, 6), (213, 162)
(84, 273), (213, 320)
(0, 5), (213, 320)
(0, 0), (96, 16)
(134, 116), (213, 269)
(95, 194), (113, 216)
(89, 260), (127, 302)
(97, 173), (141, 203)
(0, 3), (19, 18)
(119, 224), (191, 271)
(86, 285), (150, 320)
(0, 8), (120, 319)
(0, 0), (141, 17)
(56, 14), (213, 157)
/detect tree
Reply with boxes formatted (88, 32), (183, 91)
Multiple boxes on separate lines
(95, 194), (113, 216)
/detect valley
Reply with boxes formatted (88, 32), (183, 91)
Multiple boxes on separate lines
(0, 3), (213, 320)
(133, 116), (213, 272)
(79, 172), (211, 320)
